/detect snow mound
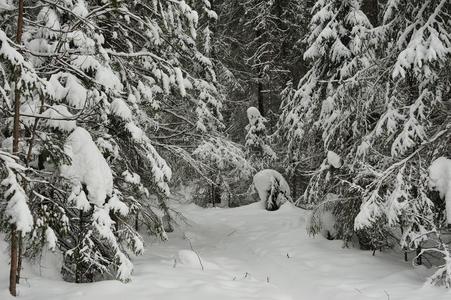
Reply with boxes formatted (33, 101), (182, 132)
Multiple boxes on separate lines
(177, 249), (203, 267)
(429, 157), (451, 223)
(177, 250), (218, 270)
(253, 169), (291, 211)
(61, 127), (113, 206)
(246, 106), (261, 124)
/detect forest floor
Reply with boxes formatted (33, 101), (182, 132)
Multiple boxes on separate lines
(2, 201), (451, 300)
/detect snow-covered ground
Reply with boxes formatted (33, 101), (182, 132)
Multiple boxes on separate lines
(2, 202), (451, 299)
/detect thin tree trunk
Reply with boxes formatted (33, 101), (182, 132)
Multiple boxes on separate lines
(17, 97), (45, 283)
(211, 183), (215, 207)
(10, 82), (21, 294)
(16, 238), (22, 284)
(257, 80), (264, 117)
(10, 1), (25, 292)
(75, 210), (83, 283)
(416, 246), (422, 265)
(16, 0), (24, 43)
(9, 226), (18, 296)
(135, 212), (139, 231)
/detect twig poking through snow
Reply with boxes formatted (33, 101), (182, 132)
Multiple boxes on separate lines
(227, 230), (237, 236)
(183, 233), (205, 271)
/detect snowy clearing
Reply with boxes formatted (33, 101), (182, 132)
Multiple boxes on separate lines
(2, 202), (451, 300)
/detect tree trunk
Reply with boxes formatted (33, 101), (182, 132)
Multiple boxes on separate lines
(10, 1), (25, 293)
(416, 246), (422, 265)
(75, 209), (83, 283)
(10, 83), (21, 295)
(291, 169), (297, 201)
(16, 238), (22, 284)
(135, 212), (139, 231)
(257, 80), (264, 117)
(9, 227), (18, 296)
(16, 0), (24, 43)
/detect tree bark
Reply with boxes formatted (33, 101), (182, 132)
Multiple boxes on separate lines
(16, 0), (24, 43)
(416, 246), (422, 265)
(9, 227), (18, 296)
(10, 0), (25, 295)
(16, 238), (22, 284)
(291, 169), (297, 201)
(135, 212), (139, 231)
(257, 80), (264, 117)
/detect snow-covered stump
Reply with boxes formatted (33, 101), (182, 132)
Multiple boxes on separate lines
(253, 169), (291, 211)
(429, 157), (451, 226)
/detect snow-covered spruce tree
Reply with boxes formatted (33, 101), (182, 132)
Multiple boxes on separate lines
(193, 136), (254, 207)
(0, 0), (226, 284)
(211, 0), (309, 144)
(279, 0), (451, 282)
(353, 0), (451, 283)
(245, 106), (276, 169)
(0, 3), (47, 293)
(278, 0), (375, 242)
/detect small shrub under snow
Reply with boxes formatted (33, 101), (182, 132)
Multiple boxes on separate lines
(253, 169), (291, 211)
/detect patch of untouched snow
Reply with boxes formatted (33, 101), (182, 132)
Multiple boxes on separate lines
(3, 200), (451, 300)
